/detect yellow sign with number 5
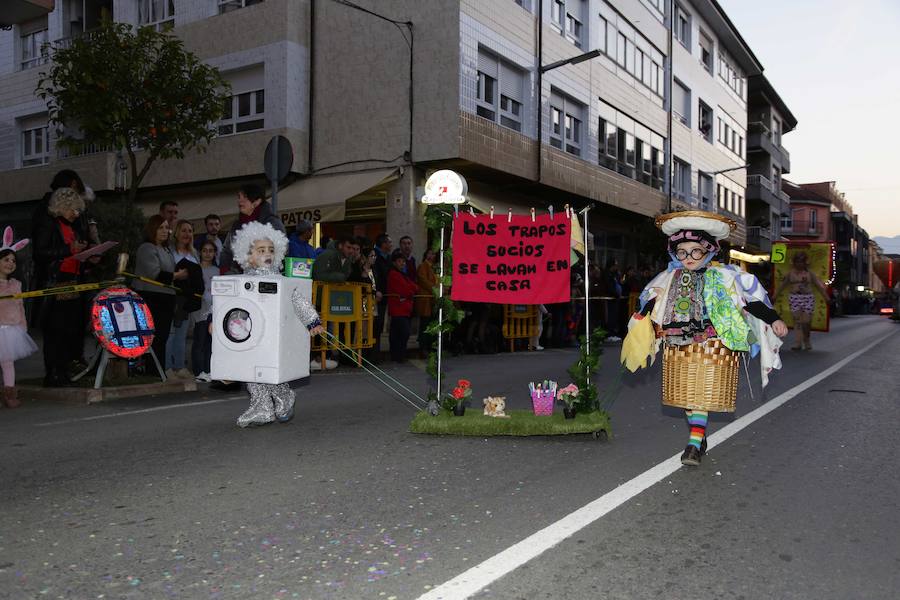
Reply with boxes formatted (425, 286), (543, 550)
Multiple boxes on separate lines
(771, 243), (787, 264)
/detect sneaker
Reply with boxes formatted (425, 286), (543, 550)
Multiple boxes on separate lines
(680, 445), (702, 467)
(176, 368), (193, 379)
(324, 358), (338, 370)
(165, 368), (179, 380)
(607, 336), (623, 343)
(195, 372), (212, 383)
(534, 345), (545, 351)
(310, 359), (323, 371)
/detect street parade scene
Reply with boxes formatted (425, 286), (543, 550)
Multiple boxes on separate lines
(1, 1), (898, 599)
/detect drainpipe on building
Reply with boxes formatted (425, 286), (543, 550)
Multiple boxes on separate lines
(536, 0), (544, 185)
(307, 0), (316, 174)
(664, 0), (674, 213)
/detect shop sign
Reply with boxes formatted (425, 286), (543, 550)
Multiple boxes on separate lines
(421, 170), (467, 204)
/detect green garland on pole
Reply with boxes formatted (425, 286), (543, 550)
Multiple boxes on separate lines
(566, 327), (607, 413)
(423, 205), (466, 413)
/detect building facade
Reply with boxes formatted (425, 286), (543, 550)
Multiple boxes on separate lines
(0, 0), (775, 273)
(744, 73), (795, 255)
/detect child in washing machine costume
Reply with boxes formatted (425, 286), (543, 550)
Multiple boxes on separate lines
(228, 221), (324, 427)
(621, 211), (789, 466)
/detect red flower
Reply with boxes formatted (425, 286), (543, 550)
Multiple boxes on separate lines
(451, 387), (466, 400)
(457, 379), (471, 390)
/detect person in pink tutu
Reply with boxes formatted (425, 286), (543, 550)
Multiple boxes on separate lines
(0, 227), (37, 408)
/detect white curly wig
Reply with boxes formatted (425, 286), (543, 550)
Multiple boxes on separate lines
(232, 221), (288, 270)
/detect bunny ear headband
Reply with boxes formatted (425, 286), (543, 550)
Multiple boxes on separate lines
(1, 226), (29, 252)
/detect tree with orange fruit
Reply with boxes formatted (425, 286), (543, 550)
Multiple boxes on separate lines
(36, 21), (229, 207)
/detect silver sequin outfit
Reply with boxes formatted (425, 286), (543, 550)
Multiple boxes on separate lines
(236, 267), (322, 428)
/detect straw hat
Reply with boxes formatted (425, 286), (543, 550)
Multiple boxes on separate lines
(655, 210), (736, 241)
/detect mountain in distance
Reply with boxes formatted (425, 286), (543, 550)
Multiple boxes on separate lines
(874, 235), (900, 255)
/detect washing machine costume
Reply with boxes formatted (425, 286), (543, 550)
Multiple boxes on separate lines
(621, 211), (788, 466)
(210, 221), (325, 428)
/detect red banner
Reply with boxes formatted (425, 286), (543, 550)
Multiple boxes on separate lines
(450, 213), (571, 304)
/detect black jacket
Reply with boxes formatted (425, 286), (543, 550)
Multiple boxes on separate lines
(174, 258), (205, 315)
(33, 212), (81, 286)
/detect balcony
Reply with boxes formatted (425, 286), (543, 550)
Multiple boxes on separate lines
(782, 220), (824, 236)
(746, 226), (773, 252)
(746, 174), (783, 211)
(56, 142), (113, 159)
(747, 121), (790, 172)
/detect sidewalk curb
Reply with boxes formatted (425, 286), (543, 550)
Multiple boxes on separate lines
(19, 379), (198, 405)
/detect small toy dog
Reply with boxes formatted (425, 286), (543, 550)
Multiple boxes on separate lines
(482, 396), (510, 418)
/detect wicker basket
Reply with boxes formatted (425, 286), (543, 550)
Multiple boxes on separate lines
(662, 339), (739, 412)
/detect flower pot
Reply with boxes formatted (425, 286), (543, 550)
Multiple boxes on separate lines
(452, 402), (466, 416)
(563, 406), (577, 419)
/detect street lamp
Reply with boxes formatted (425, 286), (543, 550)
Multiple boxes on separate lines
(540, 48), (602, 73)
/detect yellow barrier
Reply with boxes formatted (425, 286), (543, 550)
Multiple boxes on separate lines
(311, 281), (375, 366)
(502, 304), (538, 352)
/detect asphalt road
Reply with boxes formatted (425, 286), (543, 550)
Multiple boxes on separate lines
(1, 316), (897, 599)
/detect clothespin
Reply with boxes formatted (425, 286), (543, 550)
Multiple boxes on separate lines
(453, 204), (459, 217)
(564, 204), (570, 219)
(489, 206), (494, 220)
(549, 205), (554, 220)
(530, 207), (536, 222)
(507, 208), (513, 223)
(469, 206), (476, 217)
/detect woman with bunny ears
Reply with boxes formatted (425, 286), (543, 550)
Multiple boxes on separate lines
(0, 227), (37, 408)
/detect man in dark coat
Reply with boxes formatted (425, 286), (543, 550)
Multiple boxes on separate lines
(372, 233), (393, 354)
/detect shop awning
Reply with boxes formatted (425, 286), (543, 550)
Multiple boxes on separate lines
(274, 167), (399, 223)
(138, 167), (399, 223)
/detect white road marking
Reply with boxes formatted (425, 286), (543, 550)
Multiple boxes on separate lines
(34, 396), (244, 426)
(418, 331), (894, 600)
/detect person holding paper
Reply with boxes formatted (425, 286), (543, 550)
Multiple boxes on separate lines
(33, 188), (87, 387)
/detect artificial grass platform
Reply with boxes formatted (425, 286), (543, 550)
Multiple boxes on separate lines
(409, 409), (611, 438)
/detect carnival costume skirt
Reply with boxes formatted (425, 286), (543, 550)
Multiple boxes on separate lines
(789, 293), (815, 315)
(0, 325), (38, 362)
(662, 338), (739, 413)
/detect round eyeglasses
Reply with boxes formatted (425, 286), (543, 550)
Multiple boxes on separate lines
(675, 248), (708, 261)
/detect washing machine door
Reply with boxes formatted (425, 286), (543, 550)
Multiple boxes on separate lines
(215, 300), (266, 351)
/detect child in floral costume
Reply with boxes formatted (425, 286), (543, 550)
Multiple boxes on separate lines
(622, 211), (788, 466)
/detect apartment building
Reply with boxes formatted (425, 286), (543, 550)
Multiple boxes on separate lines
(745, 73), (795, 254)
(0, 0), (766, 269)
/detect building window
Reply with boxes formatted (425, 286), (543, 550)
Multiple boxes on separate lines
(565, 114), (582, 155)
(717, 50), (745, 99)
(673, 158), (690, 201)
(616, 32), (627, 68)
(673, 80), (690, 126)
(781, 211), (793, 231)
(772, 116), (782, 146)
(550, 107), (563, 149)
(218, 89), (265, 135)
(716, 183), (723, 209)
(550, 92), (584, 157)
(21, 124), (50, 167)
(513, 0), (531, 10)
(552, 0), (565, 25)
(699, 173), (713, 209)
(476, 71), (497, 121)
(219, 0), (264, 13)
(699, 31), (714, 74)
(138, 0), (175, 31)
(674, 4), (691, 49)
(21, 25), (49, 70)
(476, 49), (525, 133)
(698, 100), (713, 142)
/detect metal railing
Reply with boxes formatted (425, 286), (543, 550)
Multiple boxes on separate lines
(56, 142), (113, 159)
(747, 174), (773, 192)
(747, 226), (772, 240)
(782, 221), (823, 235)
